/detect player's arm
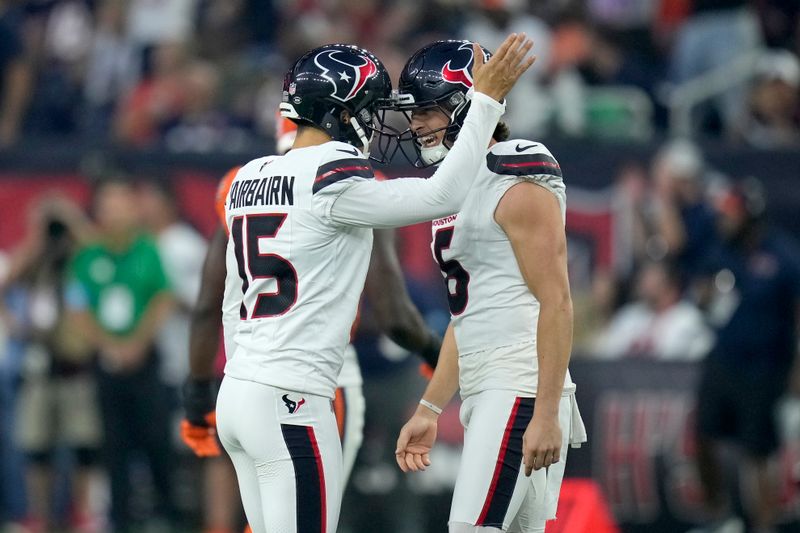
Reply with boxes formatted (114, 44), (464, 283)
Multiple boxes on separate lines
(324, 35), (535, 228)
(329, 89), (504, 227)
(364, 229), (441, 367)
(496, 181), (573, 476)
(182, 225), (228, 457)
(395, 322), (459, 472)
(188, 225), (227, 380)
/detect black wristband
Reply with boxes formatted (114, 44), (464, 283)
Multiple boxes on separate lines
(182, 378), (217, 426)
(419, 332), (442, 369)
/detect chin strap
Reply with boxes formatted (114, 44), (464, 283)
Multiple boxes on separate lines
(416, 90), (473, 166)
(420, 144), (449, 166)
(282, 101), (372, 156)
(349, 116), (372, 156)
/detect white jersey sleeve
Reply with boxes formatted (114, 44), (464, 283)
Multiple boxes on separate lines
(481, 140), (566, 227)
(319, 92), (506, 228)
(309, 141), (377, 224)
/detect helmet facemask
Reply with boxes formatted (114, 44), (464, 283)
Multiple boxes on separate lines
(393, 89), (470, 168)
(352, 105), (404, 164)
(280, 99), (399, 163)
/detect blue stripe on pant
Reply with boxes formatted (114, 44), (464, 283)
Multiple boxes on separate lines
(281, 424), (326, 533)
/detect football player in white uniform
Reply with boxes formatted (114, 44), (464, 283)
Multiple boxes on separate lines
(181, 143), (441, 533)
(393, 41), (587, 533)
(209, 36), (536, 533)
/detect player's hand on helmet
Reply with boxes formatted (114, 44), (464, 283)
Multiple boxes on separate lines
(181, 379), (221, 457)
(395, 408), (438, 473)
(522, 413), (562, 476)
(472, 33), (536, 103)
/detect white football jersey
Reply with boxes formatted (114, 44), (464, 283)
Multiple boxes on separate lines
(222, 141), (374, 399)
(431, 140), (575, 398)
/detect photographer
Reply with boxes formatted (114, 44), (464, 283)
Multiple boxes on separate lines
(3, 196), (101, 533)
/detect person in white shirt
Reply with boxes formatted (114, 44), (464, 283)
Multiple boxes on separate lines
(138, 179), (208, 389)
(592, 260), (713, 360)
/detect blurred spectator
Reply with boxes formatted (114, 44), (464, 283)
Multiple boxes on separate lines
(137, 179), (206, 398)
(66, 176), (177, 531)
(459, 1), (556, 136)
(114, 42), (187, 146)
(738, 50), (800, 148)
(755, 0), (800, 50)
(4, 197), (100, 533)
(23, 0), (94, 137)
(0, 0), (797, 145)
(586, 0), (664, 77)
(0, 252), (28, 528)
(161, 60), (252, 152)
(83, 0), (138, 136)
(670, 0), (763, 135)
(126, 0), (197, 52)
(0, 0), (33, 147)
(196, 0), (278, 62)
(592, 260), (712, 360)
(571, 268), (620, 355)
(693, 178), (800, 533)
(578, 28), (660, 94)
(650, 138), (718, 277)
(613, 160), (654, 275)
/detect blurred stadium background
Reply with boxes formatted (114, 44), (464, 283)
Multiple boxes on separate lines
(1, 0), (800, 532)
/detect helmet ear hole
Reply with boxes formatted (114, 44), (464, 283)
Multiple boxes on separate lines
(340, 110), (351, 124)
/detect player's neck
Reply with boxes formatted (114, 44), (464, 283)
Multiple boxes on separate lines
(291, 127), (332, 150)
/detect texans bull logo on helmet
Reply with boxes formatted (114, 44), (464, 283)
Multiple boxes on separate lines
(441, 42), (478, 89)
(313, 49), (378, 102)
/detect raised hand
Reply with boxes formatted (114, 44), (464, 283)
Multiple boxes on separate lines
(472, 33), (536, 103)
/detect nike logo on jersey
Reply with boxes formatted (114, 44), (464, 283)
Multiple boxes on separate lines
(336, 147), (360, 156)
(515, 143), (539, 153)
(282, 394), (306, 414)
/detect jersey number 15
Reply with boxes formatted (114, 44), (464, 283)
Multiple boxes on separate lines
(231, 214), (298, 319)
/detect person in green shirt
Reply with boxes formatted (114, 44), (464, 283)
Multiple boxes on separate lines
(66, 176), (176, 532)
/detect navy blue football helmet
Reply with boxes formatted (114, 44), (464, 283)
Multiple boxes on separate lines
(394, 40), (491, 167)
(280, 44), (394, 160)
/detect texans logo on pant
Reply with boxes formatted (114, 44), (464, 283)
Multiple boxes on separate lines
(313, 49), (378, 102)
(441, 42), (478, 89)
(282, 394), (306, 414)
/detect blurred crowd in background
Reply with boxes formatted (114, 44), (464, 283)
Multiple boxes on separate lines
(0, 0), (800, 150)
(1, 0), (800, 532)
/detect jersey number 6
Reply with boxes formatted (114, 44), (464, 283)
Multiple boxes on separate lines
(231, 214), (298, 319)
(433, 227), (469, 315)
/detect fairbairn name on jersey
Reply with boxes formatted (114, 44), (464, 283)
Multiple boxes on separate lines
(228, 175), (295, 209)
